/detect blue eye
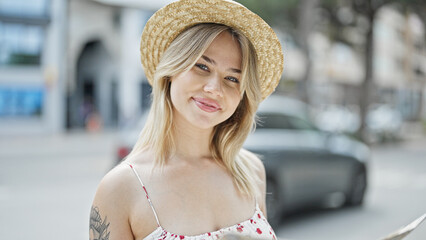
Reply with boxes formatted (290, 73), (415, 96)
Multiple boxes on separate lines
(195, 63), (209, 71)
(225, 76), (240, 83)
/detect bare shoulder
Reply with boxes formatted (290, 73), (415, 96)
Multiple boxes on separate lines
(90, 163), (135, 240)
(93, 162), (135, 205)
(91, 151), (161, 240)
(239, 148), (266, 180)
(94, 152), (154, 200)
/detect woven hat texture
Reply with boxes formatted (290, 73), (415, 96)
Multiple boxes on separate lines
(140, 0), (284, 99)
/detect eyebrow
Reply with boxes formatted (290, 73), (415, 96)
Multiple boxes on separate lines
(201, 55), (241, 74)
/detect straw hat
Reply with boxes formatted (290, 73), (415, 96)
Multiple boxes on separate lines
(140, 0), (284, 99)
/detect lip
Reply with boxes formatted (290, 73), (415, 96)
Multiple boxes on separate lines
(192, 97), (222, 113)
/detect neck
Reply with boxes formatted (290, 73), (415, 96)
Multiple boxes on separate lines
(171, 118), (214, 162)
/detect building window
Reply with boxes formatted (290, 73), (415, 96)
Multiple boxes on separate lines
(0, 22), (44, 65)
(0, 0), (49, 66)
(0, 86), (44, 117)
(0, 0), (49, 17)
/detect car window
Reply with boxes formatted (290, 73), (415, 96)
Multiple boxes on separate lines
(257, 112), (317, 131)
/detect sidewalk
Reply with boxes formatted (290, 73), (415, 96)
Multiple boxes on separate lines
(0, 130), (119, 240)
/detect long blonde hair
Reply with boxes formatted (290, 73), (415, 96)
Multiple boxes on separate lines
(127, 23), (262, 198)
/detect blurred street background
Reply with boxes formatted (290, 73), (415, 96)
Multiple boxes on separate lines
(0, 131), (425, 240)
(1, 0), (426, 239)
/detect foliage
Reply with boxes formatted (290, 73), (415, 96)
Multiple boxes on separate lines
(236, 0), (299, 28)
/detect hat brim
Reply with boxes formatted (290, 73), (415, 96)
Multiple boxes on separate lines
(140, 0), (284, 99)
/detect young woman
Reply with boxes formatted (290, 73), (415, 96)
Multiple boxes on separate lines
(90, 0), (283, 239)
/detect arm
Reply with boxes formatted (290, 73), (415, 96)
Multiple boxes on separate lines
(90, 205), (113, 240)
(90, 166), (134, 240)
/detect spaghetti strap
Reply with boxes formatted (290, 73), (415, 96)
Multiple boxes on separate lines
(125, 162), (161, 227)
(255, 198), (260, 211)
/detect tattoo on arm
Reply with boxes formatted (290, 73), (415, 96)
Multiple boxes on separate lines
(90, 206), (111, 240)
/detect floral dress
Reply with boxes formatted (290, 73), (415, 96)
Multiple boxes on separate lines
(127, 163), (277, 240)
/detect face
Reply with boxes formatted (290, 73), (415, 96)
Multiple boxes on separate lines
(170, 31), (242, 130)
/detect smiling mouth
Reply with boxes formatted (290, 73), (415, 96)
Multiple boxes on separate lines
(192, 97), (222, 112)
(202, 102), (215, 108)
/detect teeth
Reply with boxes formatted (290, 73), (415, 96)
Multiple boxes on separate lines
(202, 102), (214, 108)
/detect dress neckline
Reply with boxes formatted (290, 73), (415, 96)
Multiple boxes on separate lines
(143, 204), (264, 239)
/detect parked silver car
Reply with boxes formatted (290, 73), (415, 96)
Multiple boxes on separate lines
(244, 95), (370, 226)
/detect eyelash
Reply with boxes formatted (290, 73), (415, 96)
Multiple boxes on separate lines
(195, 63), (209, 71)
(225, 76), (239, 83)
(195, 63), (240, 83)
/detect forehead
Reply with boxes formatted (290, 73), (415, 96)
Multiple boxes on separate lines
(202, 31), (242, 69)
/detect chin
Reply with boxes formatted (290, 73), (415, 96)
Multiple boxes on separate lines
(191, 115), (229, 130)
(192, 119), (220, 130)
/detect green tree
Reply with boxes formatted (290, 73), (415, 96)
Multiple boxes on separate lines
(239, 0), (425, 143)
(238, 0), (319, 104)
(323, 0), (425, 142)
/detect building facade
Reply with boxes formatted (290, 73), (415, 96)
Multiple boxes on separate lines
(0, 0), (157, 134)
(0, 0), (67, 134)
(1, 1), (424, 135)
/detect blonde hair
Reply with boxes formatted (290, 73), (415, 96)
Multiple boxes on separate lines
(127, 23), (262, 198)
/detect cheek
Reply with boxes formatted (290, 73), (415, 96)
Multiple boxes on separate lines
(169, 75), (187, 105)
(169, 81), (186, 111)
(169, 72), (197, 100)
(226, 90), (242, 114)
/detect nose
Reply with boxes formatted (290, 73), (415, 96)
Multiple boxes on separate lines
(203, 75), (223, 97)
